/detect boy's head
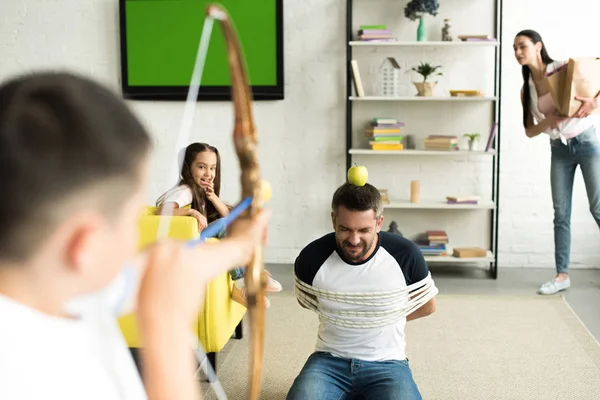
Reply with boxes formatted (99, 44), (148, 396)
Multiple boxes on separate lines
(331, 182), (384, 263)
(0, 72), (151, 294)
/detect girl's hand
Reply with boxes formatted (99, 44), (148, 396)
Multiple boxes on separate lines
(205, 181), (218, 202)
(573, 96), (598, 118)
(188, 209), (208, 231)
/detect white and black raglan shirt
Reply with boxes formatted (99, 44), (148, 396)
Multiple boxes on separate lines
(294, 231), (430, 362)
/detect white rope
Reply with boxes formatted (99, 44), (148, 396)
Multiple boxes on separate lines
(294, 272), (438, 329)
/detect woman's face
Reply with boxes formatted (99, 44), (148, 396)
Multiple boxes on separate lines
(190, 150), (218, 189)
(513, 35), (541, 66)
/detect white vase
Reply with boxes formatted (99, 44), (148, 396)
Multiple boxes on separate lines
(468, 140), (478, 151)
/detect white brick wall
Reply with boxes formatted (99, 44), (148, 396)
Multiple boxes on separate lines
(1, 0), (599, 268)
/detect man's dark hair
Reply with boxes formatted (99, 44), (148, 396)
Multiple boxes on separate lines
(0, 71), (151, 262)
(331, 182), (383, 218)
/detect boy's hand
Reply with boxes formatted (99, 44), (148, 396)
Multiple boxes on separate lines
(227, 209), (271, 265)
(136, 240), (204, 328)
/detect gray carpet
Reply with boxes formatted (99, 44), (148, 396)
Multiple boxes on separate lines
(200, 293), (600, 399)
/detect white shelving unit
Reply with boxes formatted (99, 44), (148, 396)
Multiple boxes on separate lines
(345, 0), (502, 278)
(383, 200), (496, 210)
(349, 149), (496, 156)
(349, 96), (497, 101)
(349, 40), (499, 47)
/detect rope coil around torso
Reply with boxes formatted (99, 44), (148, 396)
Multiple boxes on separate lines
(294, 272), (438, 329)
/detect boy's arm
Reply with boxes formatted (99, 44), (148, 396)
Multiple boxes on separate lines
(137, 212), (267, 400)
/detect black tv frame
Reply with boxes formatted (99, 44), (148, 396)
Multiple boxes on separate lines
(118, 0), (284, 101)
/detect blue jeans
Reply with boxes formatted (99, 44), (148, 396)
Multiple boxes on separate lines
(286, 352), (422, 400)
(550, 126), (600, 274)
(208, 219), (245, 281)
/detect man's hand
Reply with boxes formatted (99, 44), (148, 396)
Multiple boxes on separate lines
(573, 95), (598, 118)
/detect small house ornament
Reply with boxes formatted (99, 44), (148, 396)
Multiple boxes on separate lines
(379, 57), (402, 97)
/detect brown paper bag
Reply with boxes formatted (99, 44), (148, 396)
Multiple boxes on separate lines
(562, 58), (600, 116)
(545, 63), (567, 114)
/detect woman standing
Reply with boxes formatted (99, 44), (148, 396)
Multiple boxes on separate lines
(514, 29), (600, 295)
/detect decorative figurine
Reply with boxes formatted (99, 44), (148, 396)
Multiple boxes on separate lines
(442, 18), (452, 41)
(387, 221), (403, 236)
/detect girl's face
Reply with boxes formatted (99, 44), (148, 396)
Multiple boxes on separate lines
(191, 150), (218, 189)
(513, 35), (541, 66)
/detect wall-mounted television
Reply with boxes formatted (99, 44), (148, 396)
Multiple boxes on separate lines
(118, 0), (284, 101)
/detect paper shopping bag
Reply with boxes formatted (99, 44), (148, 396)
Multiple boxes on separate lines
(562, 58), (600, 116)
(545, 63), (567, 114)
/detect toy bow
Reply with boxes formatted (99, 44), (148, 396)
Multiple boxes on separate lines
(207, 5), (267, 399)
(156, 5), (267, 398)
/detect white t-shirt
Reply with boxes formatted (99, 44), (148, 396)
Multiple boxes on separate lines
(294, 231), (431, 362)
(0, 268), (147, 400)
(156, 184), (194, 208)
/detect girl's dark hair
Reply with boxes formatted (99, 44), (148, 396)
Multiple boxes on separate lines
(179, 142), (222, 223)
(516, 29), (555, 128)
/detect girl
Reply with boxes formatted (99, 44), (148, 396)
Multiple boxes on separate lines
(514, 29), (600, 295)
(156, 142), (282, 307)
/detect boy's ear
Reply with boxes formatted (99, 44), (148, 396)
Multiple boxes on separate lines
(63, 211), (106, 273)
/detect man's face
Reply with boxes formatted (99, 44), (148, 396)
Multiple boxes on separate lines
(331, 205), (383, 263)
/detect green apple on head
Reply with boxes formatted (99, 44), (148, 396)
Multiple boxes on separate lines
(347, 163), (368, 187)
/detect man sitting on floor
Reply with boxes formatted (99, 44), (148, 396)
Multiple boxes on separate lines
(287, 182), (437, 400)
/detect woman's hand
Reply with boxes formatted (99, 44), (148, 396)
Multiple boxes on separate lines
(544, 112), (568, 130)
(573, 95), (598, 118)
(188, 209), (208, 231)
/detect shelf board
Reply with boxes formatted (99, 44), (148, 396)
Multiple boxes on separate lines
(384, 200), (495, 210)
(424, 251), (494, 263)
(349, 96), (497, 101)
(349, 40), (499, 47)
(350, 149), (496, 156)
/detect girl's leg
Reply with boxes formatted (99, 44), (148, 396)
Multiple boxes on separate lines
(540, 140), (577, 295)
(206, 218), (279, 307)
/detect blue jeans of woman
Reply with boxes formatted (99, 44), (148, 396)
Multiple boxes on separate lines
(550, 126), (600, 274)
(286, 351), (422, 400)
(207, 218), (245, 281)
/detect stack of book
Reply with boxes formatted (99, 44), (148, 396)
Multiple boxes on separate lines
(366, 118), (404, 151)
(446, 195), (480, 205)
(457, 34), (496, 42)
(357, 25), (397, 42)
(424, 135), (458, 151)
(415, 230), (449, 257)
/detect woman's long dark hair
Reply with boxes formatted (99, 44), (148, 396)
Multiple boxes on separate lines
(516, 29), (555, 129)
(179, 142), (222, 223)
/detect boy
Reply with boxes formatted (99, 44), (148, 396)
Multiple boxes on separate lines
(0, 72), (269, 399)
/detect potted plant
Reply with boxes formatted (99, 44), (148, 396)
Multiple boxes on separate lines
(404, 0), (440, 41)
(463, 133), (481, 151)
(411, 62), (442, 96)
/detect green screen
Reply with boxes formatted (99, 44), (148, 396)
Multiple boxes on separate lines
(123, 0), (278, 87)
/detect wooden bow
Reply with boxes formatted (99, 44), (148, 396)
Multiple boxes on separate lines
(207, 5), (267, 399)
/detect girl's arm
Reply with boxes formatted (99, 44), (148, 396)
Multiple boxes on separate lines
(207, 195), (230, 217)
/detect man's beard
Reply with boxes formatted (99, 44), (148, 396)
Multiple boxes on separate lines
(340, 235), (376, 262)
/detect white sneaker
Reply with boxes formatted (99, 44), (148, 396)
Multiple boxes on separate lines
(537, 278), (570, 295)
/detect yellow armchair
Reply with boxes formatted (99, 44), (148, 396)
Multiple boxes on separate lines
(118, 206), (247, 374)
